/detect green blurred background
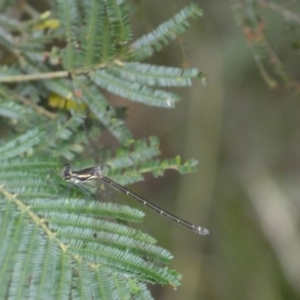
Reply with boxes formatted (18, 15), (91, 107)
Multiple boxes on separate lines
(120, 1), (300, 299)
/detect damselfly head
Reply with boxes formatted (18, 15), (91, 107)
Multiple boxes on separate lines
(62, 164), (72, 181)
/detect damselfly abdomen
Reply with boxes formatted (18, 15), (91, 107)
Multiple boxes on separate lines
(63, 164), (209, 235)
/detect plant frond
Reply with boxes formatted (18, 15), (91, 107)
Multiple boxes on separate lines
(233, 1), (300, 91)
(73, 76), (132, 143)
(0, 128), (45, 160)
(105, 137), (160, 171)
(91, 269), (113, 299)
(0, 24), (15, 49)
(130, 282), (153, 299)
(43, 78), (74, 101)
(131, 3), (202, 61)
(108, 62), (202, 87)
(52, 251), (72, 299)
(0, 97), (27, 120)
(57, 0), (132, 69)
(103, 138), (198, 185)
(0, 205), (33, 300)
(0, 13), (21, 30)
(78, 0), (105, 68)
(9, 223), (40, 299)
(56, 0), (80, 70)
(106, 0), (133, 47)
(35, 115), (87, 161)
(33, 239), (62, 299)
(91, 69), (180, 107)
(101, 13), (115, 63)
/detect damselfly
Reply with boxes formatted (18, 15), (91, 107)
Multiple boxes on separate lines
(63, 164), (209, 235)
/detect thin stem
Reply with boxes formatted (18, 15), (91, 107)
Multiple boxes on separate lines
(0, 71), (69, 83)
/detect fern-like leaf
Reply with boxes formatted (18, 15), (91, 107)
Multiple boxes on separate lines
(79, 0), (105, 68)
(0, 128), (44, 159)
(73, 76), (132, 142)
(106, 0), (132, 47)
(131, 3), (203, 61)
(102, 137), (198, 186)
(108, 62), (202, 87)
(57, 0), (80, 70)
(91, 69), (180, 107)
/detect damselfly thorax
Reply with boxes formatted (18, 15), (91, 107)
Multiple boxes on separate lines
(63, 164), (101, 184)
(63, 164), (209, 235)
